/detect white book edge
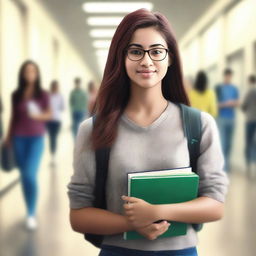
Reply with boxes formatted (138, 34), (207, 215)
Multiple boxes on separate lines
(124, 176), (132, 240)
(128, 167), (192, 180)
(133, 173), (197, 179)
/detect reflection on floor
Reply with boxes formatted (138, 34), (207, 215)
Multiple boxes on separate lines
(0, 131), (256, 256)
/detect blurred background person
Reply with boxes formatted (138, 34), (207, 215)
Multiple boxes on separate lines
(215, 68), (240, 172)
(46, 80), (64, 167)
(4, 60), (51, 230)
(188, 71), (217, 118)
(241, 75), (256, 176)
(69, 77), (87, 138)
(87, 80), (98, 117)
(0, 97), (3, 140)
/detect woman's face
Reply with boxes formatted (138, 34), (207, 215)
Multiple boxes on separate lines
(23, 63), (38, 85)
(52, 83), (58, 92)
(125, 27), (171, 90)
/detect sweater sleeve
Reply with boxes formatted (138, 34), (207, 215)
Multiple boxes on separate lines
(197, 112), (229, 203)
(67, 118), (96, 209)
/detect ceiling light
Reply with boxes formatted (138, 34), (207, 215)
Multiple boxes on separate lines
(87, 17), (123, 26)
(82, 2), (153, 13)
(93, 40), (111, 48)
(90, 29), (116, 38)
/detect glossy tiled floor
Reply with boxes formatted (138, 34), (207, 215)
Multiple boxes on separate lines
(0, 131), (256, 256)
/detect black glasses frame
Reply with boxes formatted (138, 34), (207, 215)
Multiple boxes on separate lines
(126, 47), (170, 61)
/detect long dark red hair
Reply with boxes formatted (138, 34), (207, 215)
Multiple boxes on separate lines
(13, 60), (43, 102)
(92, 9), (190, 150)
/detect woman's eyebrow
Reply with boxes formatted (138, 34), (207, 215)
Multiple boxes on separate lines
(128, 43), (166, 48)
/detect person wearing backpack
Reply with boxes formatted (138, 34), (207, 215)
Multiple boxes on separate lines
(67, 9), (228, 256)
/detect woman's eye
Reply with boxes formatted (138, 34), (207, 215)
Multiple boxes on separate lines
(151, 49), (163, 55)
(129, 49), (143, 55)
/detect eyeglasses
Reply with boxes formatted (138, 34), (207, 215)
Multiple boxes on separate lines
(126, 47), (169, 61)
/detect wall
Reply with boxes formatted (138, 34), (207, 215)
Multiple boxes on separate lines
(180, 0), (256, 171)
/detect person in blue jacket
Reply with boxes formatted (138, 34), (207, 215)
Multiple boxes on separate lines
(215, 68), (239, 172)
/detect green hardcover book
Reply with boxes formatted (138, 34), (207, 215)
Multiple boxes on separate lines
(124, 167), (199, 240)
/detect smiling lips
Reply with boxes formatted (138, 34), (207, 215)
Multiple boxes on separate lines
(136, 70), (156, 78)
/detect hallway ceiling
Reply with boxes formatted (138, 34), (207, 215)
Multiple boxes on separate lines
(40, 0), (216, 81)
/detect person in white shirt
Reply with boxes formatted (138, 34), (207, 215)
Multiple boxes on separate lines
(47, 80), (64, 165)
(87, 80), (98, 116)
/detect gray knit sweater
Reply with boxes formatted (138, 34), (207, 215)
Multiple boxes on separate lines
(67, 101), (229, 251)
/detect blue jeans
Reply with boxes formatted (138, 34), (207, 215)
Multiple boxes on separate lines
(47, 121), (61, 154)
(72, 111), (85, 137)
(217, 117), (235, 171)
(245, 121), (256, 164)
(99, 245), (198, 256)
(13, 136), (44, 216)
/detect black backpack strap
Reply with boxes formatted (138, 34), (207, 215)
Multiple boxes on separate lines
(84, 115), (111, 248)
(179, 104), (202, 173)
(179, 103), (203, 232)
(92, 115), (111, 209)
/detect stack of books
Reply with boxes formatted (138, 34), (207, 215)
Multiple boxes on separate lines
(124, 167), (199, 240)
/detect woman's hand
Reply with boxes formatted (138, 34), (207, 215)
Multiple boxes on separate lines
(122, 195), (159, 228)
(136, 221), (170, 240)
(29, 110), (52, 121)
(29, 113), (41, 120)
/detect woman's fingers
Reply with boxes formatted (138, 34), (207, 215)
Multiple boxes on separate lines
(152, 221), (170, 237)
(123, 203), (133, 210)
(121, 195), (138, 203)
(125, 210), (133, 216)
(135, 221), (171, 241)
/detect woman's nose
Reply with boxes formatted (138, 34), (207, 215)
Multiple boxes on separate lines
(139, 52), (153, 66)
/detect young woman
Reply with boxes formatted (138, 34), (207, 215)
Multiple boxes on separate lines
(47, 80), (64, 166)
(68, 9), (228, 256)
(5, 60), (51, 230)
(189, 71), (218, 118)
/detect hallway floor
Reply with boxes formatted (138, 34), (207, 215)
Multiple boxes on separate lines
(1, 131), (256, 256)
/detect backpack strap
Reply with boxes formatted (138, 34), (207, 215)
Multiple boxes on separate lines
(84, 116), (110, 248)
(92, 115), (111, 209)
(179, 104), (202, 174)
(179, 103), (203, 232)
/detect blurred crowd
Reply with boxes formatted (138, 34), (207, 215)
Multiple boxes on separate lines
(0, 59), (255, 231)
(187, 69), (256, 175)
